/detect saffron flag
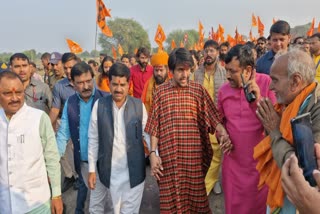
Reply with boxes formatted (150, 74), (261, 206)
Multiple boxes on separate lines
(257, 16), (265, 37)
(273, 18), (277, 24)
(199, 21), (204, 33)
(171, 40), (176, 50)
(252, 14), (257, 27)
(234, 27), (240, 43)
(307, 18), (315, 37)
(118, 44), (124, 56)
(180, 41), (184, 48)
(96, 0), (113, 37)
(318, 22), (320, 33)
(154, 24), (166, 50)
(218, 24), (225, 42)
(112, 46), (117, 59)
(249, 29), (255, 42)
(66, 39), (83, 54)
(227, 34), (236, 47)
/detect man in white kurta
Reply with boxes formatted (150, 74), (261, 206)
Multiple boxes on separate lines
(88, 63), (150, 214)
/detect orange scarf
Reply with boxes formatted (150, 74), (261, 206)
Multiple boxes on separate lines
(253, 82), (316, 211)
(97, 75), (110, 92)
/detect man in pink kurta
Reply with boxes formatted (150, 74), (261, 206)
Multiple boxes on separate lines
(218, 45), (276, 214)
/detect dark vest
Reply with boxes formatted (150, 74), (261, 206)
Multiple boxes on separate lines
(97, 95), (145, 188)
(67, 89), (108, 175)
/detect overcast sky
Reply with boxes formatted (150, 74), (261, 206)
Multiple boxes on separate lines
(1, 0), (319, 53)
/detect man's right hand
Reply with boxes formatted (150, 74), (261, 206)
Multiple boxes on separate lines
(150, 153), (163, 181)
(88, 172), (96, 190)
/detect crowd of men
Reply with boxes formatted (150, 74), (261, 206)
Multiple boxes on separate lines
(0, 20), (320, 214)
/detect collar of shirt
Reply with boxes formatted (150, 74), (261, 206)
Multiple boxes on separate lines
(61, 78), (74, 87)
(112, 97), (128, 110)
(29, 77), (39, 87)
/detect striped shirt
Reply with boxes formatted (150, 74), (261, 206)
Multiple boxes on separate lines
(145, 80), (222, 213)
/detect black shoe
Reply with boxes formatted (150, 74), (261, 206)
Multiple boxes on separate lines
(73, 178), (80, 190)
(62, 176), (75, 193)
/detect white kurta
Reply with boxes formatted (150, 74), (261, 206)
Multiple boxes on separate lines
(88, 98), (149, 214)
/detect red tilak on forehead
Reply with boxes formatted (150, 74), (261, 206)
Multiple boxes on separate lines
(11, 87), (16, 93)
(118, 80), (120, 84)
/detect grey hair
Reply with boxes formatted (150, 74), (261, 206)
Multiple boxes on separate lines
(286, 48), (315, 84)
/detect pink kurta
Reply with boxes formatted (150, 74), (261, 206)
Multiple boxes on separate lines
(218, 73), (276, 214)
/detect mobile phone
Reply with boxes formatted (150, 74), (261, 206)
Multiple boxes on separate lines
(291, 112), (317, 187)
(240, 73), (256, 103)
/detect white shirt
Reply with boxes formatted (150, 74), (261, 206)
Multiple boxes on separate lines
(88, 98), (150, 173)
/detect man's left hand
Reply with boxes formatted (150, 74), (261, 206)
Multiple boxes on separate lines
(51, 197), (63, 214)
(256, 98), (280, 133)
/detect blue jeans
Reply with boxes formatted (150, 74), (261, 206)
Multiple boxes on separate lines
(75, 173), (88, 214)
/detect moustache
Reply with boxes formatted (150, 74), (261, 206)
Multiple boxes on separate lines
(114, 91), (123, 95)
(9, 101), (21, 105)
(82, 89), (92, 93)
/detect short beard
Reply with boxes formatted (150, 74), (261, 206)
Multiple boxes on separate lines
(154, 74), (168, 85)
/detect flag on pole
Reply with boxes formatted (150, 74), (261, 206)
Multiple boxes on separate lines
(154, 24), (166, 50)
(66, 38), (83, 54)
(96, 0), (113, 37)
(118, 44), (124, 56)
(257, 16), (265, 36)
(252, 14), (257, 27)
(112, 46), (117, 59)
(180, 41), (184, 48)
(318, 22), (320, 33)
(307, 18), (315, 37)
(171, 40), (176, 50)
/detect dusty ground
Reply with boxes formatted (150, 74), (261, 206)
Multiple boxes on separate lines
(62, 166), (224, 214)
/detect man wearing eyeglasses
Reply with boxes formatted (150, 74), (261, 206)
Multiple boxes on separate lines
(56, 62), (112, 213)
(10, 53), (52, 114)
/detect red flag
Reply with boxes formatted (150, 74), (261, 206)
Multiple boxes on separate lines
(252, 14), (257, 27)
(154, 24), (166, 49)
(66, 39), (83, 54)
(112, 46), (117, 59)
(96, 0), (113, 37)
(171, 40), (176, 50)
(307, 18), (315, 37)
(257, 16), (265, 37)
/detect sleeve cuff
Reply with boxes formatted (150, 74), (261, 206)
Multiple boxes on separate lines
(51, 186), (61, 198)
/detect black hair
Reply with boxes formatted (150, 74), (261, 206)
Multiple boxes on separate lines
(136, 47), (150, 58)
(108, 62), (130, 82)
(9, 53), (30, 65)
(100, 56), (114, 74)
(224, 44), (255, 68)
(270, 20), (290, 36)
(257, 37), (267, 43)
(61, 52), (79, 64)
(0, 70), (23, 83)
(293, 36), (304, 44)
(71, 62), (94, 81)
(41, 52), (51, 60)
(204, 40), (219, 50)
(310, 33), (320, 40)
(29, 61), (37, 68)
(100, 52), (107, 57)
(220, 42), (230, 49)
(87, 59), (98, 66)
(121, 54), (130, 61)
(168, 48), (194, 72)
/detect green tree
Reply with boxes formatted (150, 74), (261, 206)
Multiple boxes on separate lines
(23, 49), (37, 62)
(90, 50), (100, 58)
(165, 29), (199, 51)
(98, 18), (151, 55)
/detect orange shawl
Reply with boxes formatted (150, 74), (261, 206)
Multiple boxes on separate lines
(253, 82), (316, 211)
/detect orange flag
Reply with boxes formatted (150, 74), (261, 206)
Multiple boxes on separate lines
(252, 14), (257, 27)
(249, 29), (255, 42)
(180, 41), (184, 48)
(112, 46), (117, 59)
(66, 39), (83, 54)
(218, 24), (225, 42)
(134, 48), (138, 55)
(307, 18), (315, 37)
(318, 22), (320, 33)
(234, 27), (240, 43)
(199, 21), (204, 33)
(257, 16), (265, 37)
(171, 40), (176, 50)
(96, 0), (113, 37)
(154, 24), (166, 50)
(272, 18), (277, 24)
(118, 44), (124, 56)
(227, 34), (236, 47)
